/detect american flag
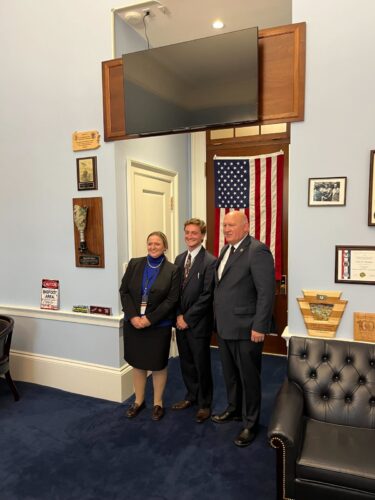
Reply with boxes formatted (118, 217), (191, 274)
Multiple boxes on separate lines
(214, 152), (284, 280)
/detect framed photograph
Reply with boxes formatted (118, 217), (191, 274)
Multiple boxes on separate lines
(76, 156), (97, 191)
(335, 245), (375, 284)
(368, 151), (375, 225)
(308, 177), (347, 206)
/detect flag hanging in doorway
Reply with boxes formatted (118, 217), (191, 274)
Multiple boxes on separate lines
(214, 152), (284, 280)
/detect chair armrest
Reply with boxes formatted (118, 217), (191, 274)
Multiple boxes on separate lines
(267, 378), (304, 448)
(267, 379), (304, 500)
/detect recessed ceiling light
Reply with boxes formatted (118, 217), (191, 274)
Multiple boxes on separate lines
(212, 19), (224, 30)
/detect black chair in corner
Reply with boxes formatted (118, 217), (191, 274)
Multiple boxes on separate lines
(0, 315), (20, 401)
(268, 335), (375, 500)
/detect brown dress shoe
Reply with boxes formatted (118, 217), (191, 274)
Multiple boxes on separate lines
(126, 401), (146, 419)
(195, 408), (211, 423)
(152, 405), (165, 421)
(171, 400), (194, 410)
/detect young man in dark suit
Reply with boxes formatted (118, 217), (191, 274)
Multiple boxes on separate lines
(172, 218), (217, 423)
(212, 211), (275, 446)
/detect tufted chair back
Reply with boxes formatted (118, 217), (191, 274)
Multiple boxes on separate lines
(288, 336), (375, 428)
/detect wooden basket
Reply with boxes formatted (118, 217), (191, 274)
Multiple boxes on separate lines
(297, 290), (347, 338)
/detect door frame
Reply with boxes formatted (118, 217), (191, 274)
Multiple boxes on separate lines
(127, 159), (179, 260)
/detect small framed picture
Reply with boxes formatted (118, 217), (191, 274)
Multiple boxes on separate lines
(368, 151), (375, 225)
(76, 156), (97, 191)
(308, 177), (347, 206)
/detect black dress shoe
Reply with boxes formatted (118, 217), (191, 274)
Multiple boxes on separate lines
(171, 400), (194, 410)
(234, 428), (256, 447)
(126, 401), (146, 419)
(211, 409), (241, 424)
(152, 405), (165, 421)
(195, 408), (211, 423)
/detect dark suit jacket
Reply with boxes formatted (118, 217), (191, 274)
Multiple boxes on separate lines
(174, 247), (216, 338)
(119, 257), (181, 325)
(214, 235), (275, 340)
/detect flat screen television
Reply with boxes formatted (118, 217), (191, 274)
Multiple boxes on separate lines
(122, 27), (258, 136)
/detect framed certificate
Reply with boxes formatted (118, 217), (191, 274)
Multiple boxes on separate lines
(335, 245), (375, 284)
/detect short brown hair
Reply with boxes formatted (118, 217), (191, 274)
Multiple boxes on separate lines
(147, 231), (168, 250)
(184, 218), (207, 236)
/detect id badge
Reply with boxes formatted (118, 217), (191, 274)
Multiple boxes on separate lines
(140, 294), (148, 315)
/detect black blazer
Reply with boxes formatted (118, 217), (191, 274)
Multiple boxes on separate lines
(119, 257), (181, 325)
(214, 235), (275, 340)
(174, 247), (217, 338)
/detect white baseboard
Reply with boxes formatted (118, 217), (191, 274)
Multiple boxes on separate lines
(10, 350), (134, 403)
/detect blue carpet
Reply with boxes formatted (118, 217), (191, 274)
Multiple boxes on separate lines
(0, 349), (286, 500)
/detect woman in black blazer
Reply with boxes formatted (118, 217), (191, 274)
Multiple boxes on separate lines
(119, 231), (181, 421)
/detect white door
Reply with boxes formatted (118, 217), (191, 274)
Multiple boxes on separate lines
(128, 160), (178, 261)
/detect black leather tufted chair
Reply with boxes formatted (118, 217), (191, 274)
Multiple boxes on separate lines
(0, 315), (20, 401)
(268, 336), (375, 500)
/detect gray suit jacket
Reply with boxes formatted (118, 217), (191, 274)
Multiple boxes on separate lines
(214, 235), (275, 340)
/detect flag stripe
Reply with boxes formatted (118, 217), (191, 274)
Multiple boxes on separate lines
(275, 154), (284, 279)
(265, 156), (272, 249)
(254, 158), (261, 241)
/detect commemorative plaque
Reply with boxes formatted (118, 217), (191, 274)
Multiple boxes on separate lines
(72, 197), (104, 268)
(354, 312), (375, 342)
(297, 290), (347, 338)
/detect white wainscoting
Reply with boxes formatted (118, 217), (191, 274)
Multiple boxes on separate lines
(10, 349), (134, 402)
(2, 305), (179, 402)
(2, 305), (134, 402)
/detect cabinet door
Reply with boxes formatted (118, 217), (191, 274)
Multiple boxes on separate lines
(102, 22), (306, 141)
(259, 23), (306, 123)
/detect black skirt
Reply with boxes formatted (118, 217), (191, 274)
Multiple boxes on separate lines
(123, 322), (172, 371)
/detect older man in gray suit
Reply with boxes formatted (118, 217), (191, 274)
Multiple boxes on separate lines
(212, 210), (275, 447)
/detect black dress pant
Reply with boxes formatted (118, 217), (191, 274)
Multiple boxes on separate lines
(217, 336), (263, 429)
(176, 330), (213, 409)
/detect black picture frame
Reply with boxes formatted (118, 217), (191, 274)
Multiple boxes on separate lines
(308, 176), (347, 206)
(76, 156), (98, 191)
(368, 151), (375, 225)
(335, 245), (375, 285)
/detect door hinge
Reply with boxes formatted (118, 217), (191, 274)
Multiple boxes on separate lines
(170, 196), (174, 210)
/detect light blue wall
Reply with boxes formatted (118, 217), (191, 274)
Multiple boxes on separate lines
(0, 0), (190, 368)
(290, 0), (375, 338)
(0, 0), (118, 311)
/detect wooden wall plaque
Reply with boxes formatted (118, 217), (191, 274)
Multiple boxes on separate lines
(72, 197), (105, 268)
(354, 312), (375, 342)
(297, 290), (347, 338)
